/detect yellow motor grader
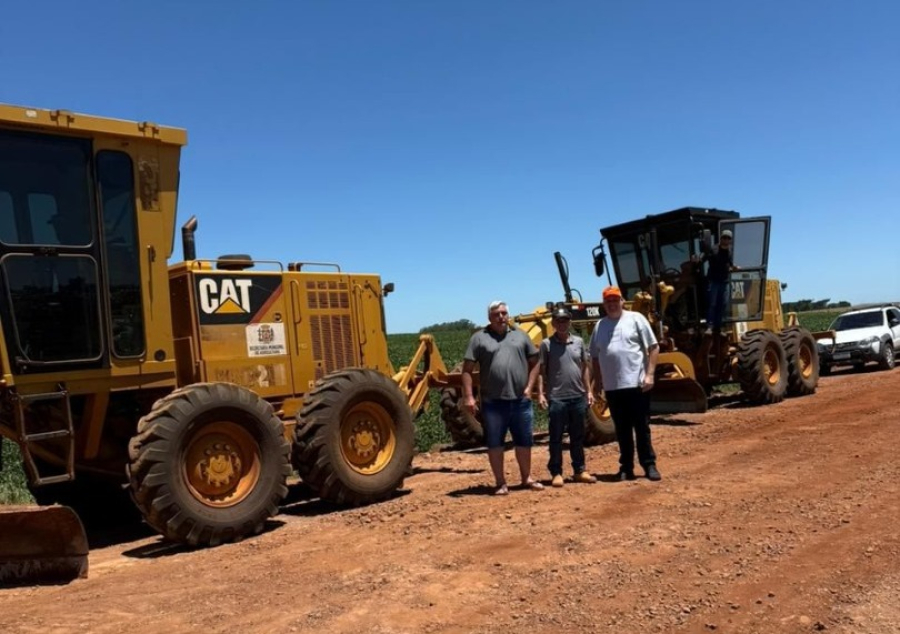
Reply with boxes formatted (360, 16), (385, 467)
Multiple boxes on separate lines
(0, 104), (455, 584)
(589, 207), (819, 412)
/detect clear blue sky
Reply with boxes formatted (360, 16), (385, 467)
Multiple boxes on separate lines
(3, 1), (898, 333)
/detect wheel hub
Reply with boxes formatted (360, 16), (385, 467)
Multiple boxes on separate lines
(201, 444), (242, 488)
(184, 422), (260, 506)
(341, 404), (396, 474)
(348, 422), (382, 459)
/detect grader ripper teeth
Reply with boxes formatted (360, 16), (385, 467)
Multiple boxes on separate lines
(0, 505), (88, 586)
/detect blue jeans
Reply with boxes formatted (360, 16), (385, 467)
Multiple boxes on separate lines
(547, 396), (588, 476)
(481, 398), (534, 449)
(706, 280), (729, 330)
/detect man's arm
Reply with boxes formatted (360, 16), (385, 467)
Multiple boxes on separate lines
(536, 370), (547, 410)
(591, 357), (603, 396)
(582, 359), (594, 406)
(461, 359), (477, 413)
(641, 344), (659, 392)
(524, 355), (540, 399)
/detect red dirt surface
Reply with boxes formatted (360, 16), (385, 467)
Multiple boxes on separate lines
(1, 366), (898, 634)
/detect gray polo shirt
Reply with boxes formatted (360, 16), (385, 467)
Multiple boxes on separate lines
(588, 310), (658, 391)
(464, 326), (538, 400)
(539, 334), (589, 400)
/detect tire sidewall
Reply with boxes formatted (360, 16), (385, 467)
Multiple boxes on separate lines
(163, 385), (287, 529)
(321, 372), (414, 497)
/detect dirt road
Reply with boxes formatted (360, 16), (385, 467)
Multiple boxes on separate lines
(1, 367), (898, 634)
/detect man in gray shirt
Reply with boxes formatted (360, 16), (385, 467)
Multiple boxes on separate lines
(462, 300), (543, 496)
(537, 307), (597, 487)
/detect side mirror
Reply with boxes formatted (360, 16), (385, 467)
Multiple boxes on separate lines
(592, 245), (605, 277)
(701, 229), (712, 252)
(382, 282), (395, 297)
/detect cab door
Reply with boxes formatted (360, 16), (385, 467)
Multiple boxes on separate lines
(718, 216), (771, 324)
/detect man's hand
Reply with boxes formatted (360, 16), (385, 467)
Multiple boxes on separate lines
(463, 395), (478, 414)
(537, 394), (548, 410)
(641, 374), (655, 392)
(586, 391), (595, 407)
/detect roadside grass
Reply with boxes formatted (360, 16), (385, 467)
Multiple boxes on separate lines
(0, 439), (33, 504)
(793, 309), (842, 333)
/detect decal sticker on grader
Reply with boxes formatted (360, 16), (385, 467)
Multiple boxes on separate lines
(246, 323), (286, 357)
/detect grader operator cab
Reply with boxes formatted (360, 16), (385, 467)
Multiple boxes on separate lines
(590, 207), (819, 412)
(0, 104), (454, 584)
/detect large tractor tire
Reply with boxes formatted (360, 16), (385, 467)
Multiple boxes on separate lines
(127, 383), (291, 547)
(877, 341), (895, 371)
(779, 327), (819, 396)
(736, 330), (789, 405)
(293, 369), (415, 505)
(438, 363), (484, 448)
(584, 400), (616, 446)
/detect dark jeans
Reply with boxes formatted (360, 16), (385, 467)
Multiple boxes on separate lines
(547, 396), (588, 476)
(605, 387), (656, 472)
(706, 280), (729, 330)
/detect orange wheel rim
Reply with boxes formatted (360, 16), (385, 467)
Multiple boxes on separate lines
(764, 347), (781, 386)
(184, 421), (260, 508)
(799, 343), (814, 379)
(340, 402), (396, 475)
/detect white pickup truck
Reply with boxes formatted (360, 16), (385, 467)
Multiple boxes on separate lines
(817, 304), (900, 374)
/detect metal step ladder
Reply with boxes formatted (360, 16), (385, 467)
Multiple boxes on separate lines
(13, 387), (75, 486)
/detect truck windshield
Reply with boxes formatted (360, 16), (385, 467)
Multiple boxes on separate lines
(831, 311), (883, 331)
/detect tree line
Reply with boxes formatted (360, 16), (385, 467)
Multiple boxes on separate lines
(783, 299), (850, 312)
(419, 319), (477, 333)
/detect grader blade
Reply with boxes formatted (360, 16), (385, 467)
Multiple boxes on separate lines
(0, 505), (88, 586)
(650, 377), (708, 414)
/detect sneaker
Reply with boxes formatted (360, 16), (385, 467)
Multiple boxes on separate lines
(572, 471), (597, 484)
(645, 465), (662, 481)
(551, 474), (565, 488)
(616, 469), (637, 482)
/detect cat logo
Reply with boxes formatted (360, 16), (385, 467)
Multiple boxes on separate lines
(198, 278), (253, 315)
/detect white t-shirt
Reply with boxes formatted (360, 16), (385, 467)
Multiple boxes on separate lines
(589, 310), (658, 391)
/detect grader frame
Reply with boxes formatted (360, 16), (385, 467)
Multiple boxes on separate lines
(0, 103), (456, 583)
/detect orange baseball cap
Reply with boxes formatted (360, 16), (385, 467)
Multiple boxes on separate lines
(602, 286), (623, 301)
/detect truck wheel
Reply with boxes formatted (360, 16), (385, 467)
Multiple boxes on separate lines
(736, 330), (788, 405)
(779, 327), (819, 396)
(584, 400), (616, 446)
(878, 342), (895, 370)
(293, 369), (414, 505)
(127, 383), (291, 546)
(438, 363), (484, 448)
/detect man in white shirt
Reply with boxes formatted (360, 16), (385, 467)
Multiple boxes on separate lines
(589, 286), (662, 481)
